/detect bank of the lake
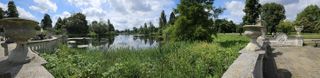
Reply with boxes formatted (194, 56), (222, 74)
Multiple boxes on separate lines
(41, 35), (248, 78)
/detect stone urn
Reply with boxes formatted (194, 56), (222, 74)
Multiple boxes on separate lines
(0, 18), (38, 63)
(242, 25), (263, 52)
(295, 26), (303, 37)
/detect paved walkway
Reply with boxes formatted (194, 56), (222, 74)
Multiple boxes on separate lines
(0, 43), (53, 78)
(272, 46), (320, 78)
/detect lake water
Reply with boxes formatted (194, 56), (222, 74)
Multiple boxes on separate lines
(68, 35), (159, 50)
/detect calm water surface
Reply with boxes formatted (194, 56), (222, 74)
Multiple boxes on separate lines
(68, 35), (159, 50)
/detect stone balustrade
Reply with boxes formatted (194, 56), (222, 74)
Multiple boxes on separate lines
(27, 35), (67, 53)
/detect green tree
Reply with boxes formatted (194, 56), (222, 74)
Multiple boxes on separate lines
(149, 22), (156, 33)
(167, 0), (218, 41)
(65, 13), (89, 35)
(54, 17), (63, 30)
(261, 3), (286, 34)
(90, 21), (108, 36)
(277, 20), (293, 34)
(107, 19), (115, 32)
(295, 5), (320, 33)
(41, 14), (53, 30)
(133, 27), (138, 33)
(6, 1), (19, 17)
(143, 23), (148, 34)
(159, 10), (167, 29)
(168, 12), (176, 25)
(214, 19), (237, 33)
(0, 8), (4, 19)
(243, 0), (261, 25)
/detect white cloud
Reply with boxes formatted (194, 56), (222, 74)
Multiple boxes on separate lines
(0, 2), (36, 20)
(67, 0), (176, 30)
(29, 0), (57, 13)
(221, 1), (245, 24)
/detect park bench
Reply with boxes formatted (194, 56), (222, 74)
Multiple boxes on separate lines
(312, 40), (320, 47)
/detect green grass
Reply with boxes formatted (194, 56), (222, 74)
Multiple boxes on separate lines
(287, 33), (320, 39)
(41, 35), (248, 78)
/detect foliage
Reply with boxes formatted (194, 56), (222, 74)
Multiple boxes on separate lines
(261, 3), (286, 34)
(89, 20), (115, 37)
(214, 19), (237, 33)
(166, 0), (219, 41)
(54, 17), (65, 34)
(65, 13), (89, 35)
(0, 8), (4, 19)
(42, 35), (248, 78)
(243, 0), (261, 25)
(277, 20), (293, 34)
(168, 12), (176, 25)
(6, 1), (19, 17)
(41, 14), (53, 30)
(159, 10), (167, 30)
(295, 5), (320, 33)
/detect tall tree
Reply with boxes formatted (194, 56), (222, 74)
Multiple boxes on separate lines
(0, 8), (4, 19)
(107, 19), (115, 32)
(55, 17), (63, 30)
(243, 0), (261, 25)
(261, 3), (286, 34)
(159, 10), (167, 29)
(295, 5), (320, 33)
(6, 1), (19, 17)
(144, 23), (148, 34)
(167, 0), (219, 41)
(168, 12), (176, 25)
(65, 13), (89, 35)
(41, 14), (53, 30)
(149, 22), (156, 32)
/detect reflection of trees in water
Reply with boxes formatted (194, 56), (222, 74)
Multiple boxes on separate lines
(107, 37), (115, 48)
(134, 35), (157, 46)
(91, 36), (115, 49)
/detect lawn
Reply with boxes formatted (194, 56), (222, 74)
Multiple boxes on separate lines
(41, 34), (248, 78)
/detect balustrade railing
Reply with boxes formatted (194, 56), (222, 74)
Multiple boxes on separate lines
(27, 35), (67, 53)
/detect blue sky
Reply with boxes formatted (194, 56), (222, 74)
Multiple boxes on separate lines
(0, 0), (319, 30)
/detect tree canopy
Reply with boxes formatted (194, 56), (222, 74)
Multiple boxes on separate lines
(159, 10), (167, 30)
(243, 0), (261, 25)
(41, 14), (53, 30)
(168, 12), (176, 25)
(65, 13), (89, 35)
(54, 17), (63, 30)
(261, 3), (286, 34)
(6, 1), (19, 17)
(166, 0), (220, 41)
(295, 5), (320, 33)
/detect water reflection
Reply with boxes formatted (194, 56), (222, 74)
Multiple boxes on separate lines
(68, 35), (158, 50)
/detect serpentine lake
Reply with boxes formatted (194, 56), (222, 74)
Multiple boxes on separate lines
(67, 35), (159, 50)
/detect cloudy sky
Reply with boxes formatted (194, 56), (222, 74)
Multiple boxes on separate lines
(0, 0), (319, 30)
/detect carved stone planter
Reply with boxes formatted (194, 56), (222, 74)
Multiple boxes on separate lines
(295, 26), (303, 38)
(242, 25), (263, 52)
(0, 18), (38, 63)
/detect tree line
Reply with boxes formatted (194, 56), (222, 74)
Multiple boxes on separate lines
(244, 0), (320, 34)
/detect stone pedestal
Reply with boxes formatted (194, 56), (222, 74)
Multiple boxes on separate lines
(7, 43), (35, 63)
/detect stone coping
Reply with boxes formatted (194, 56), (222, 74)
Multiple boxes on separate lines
(0, 52), (53, 78)
(222, 50), (265, 78)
